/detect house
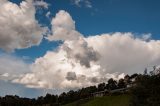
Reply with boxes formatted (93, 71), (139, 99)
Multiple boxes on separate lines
(91, 87), (131, 97)
(110, 88), (127, 93)
(91, 89), (109, 97)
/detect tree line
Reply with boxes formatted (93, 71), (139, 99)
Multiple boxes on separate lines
(0, 70), (160, 106)
(0, 73), (137, 106)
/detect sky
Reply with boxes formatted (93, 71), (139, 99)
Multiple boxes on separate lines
(0, 0), (160, 98)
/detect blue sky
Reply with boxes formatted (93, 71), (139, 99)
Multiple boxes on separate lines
(0, 0), (160, 98)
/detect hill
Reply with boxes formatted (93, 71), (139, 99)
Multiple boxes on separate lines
(64, 94), (130, 106)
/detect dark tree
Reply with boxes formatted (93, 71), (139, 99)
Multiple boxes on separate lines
(130, 73), (138, 79)
(118, 78), (126, 88)
(124, 74), (131, 84)
(107, 78), (117, 90)
(130, 74), (160, 106)
(58, 92), (68, 104)
(98, 83), (106, 91)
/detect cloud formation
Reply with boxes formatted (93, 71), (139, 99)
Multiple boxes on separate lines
(86, 33), (160, 74)
(13, 10), (105, 89)
(47, 10), (81, 41)
(0, 0), (47, 52)
(12, 10), (160, 90)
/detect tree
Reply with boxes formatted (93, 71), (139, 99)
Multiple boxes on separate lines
(98, 83), (106, 91)
(124, 74), (131, 85)
(118, 78), (126, 88)
(130, 74), (160, 106)
(144, 68), (148, 75)
(43, 93), (57, 104)
(130, 73), (138, 79)
(88, 86), (97, 93)
(107, 78), (117, 90)
(58, 92), (67, 104)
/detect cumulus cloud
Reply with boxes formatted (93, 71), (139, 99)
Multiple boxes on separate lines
(19, 32), (160, 89)
(47, 10), (81, 41)
(13, 48), (101, 89)
(0, 0), (47, 52)
(86, 33), (160, 74)
(12, 10), (160, 91)
(63, 39), (100, 68)
(48, 10), (99, 68)
(13, 10), (102, 89)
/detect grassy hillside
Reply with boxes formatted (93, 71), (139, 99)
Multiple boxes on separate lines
(64, 94), (130, 106)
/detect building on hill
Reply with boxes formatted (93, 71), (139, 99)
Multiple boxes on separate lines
(110, 88), (128, 93)
(91, 89), (109, 97)
(91, 84), (135, 97)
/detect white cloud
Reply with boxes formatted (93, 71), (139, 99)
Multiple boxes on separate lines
(73, 0), (81, 6)
(1, 73), (9, 77)
(15, 33), (160, 89)
(33, 0), (49, 9)
(13, 49), (104, 89)
(47, 10), (81, 41)
(71, 0), (92, 8)
(13, 10), (160, 90)
(84, 0), (92, 8)
(86, 33), (160, 74)
(0, 0), (47, 52)
(0, 54), (31, 81)
(141, 33), (152, 40)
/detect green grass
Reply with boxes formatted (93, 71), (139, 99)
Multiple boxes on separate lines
(64, 98), (90, 106)
(64, 94), (130, 106)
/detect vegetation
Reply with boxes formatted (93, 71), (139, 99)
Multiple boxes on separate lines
(64, 94), (130, 106)
(83, 94), (130, 106)
(130, 74), (160, 106)
(1, 68), (160, 106)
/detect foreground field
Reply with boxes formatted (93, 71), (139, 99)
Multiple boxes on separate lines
(64, 94), (130, 106)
